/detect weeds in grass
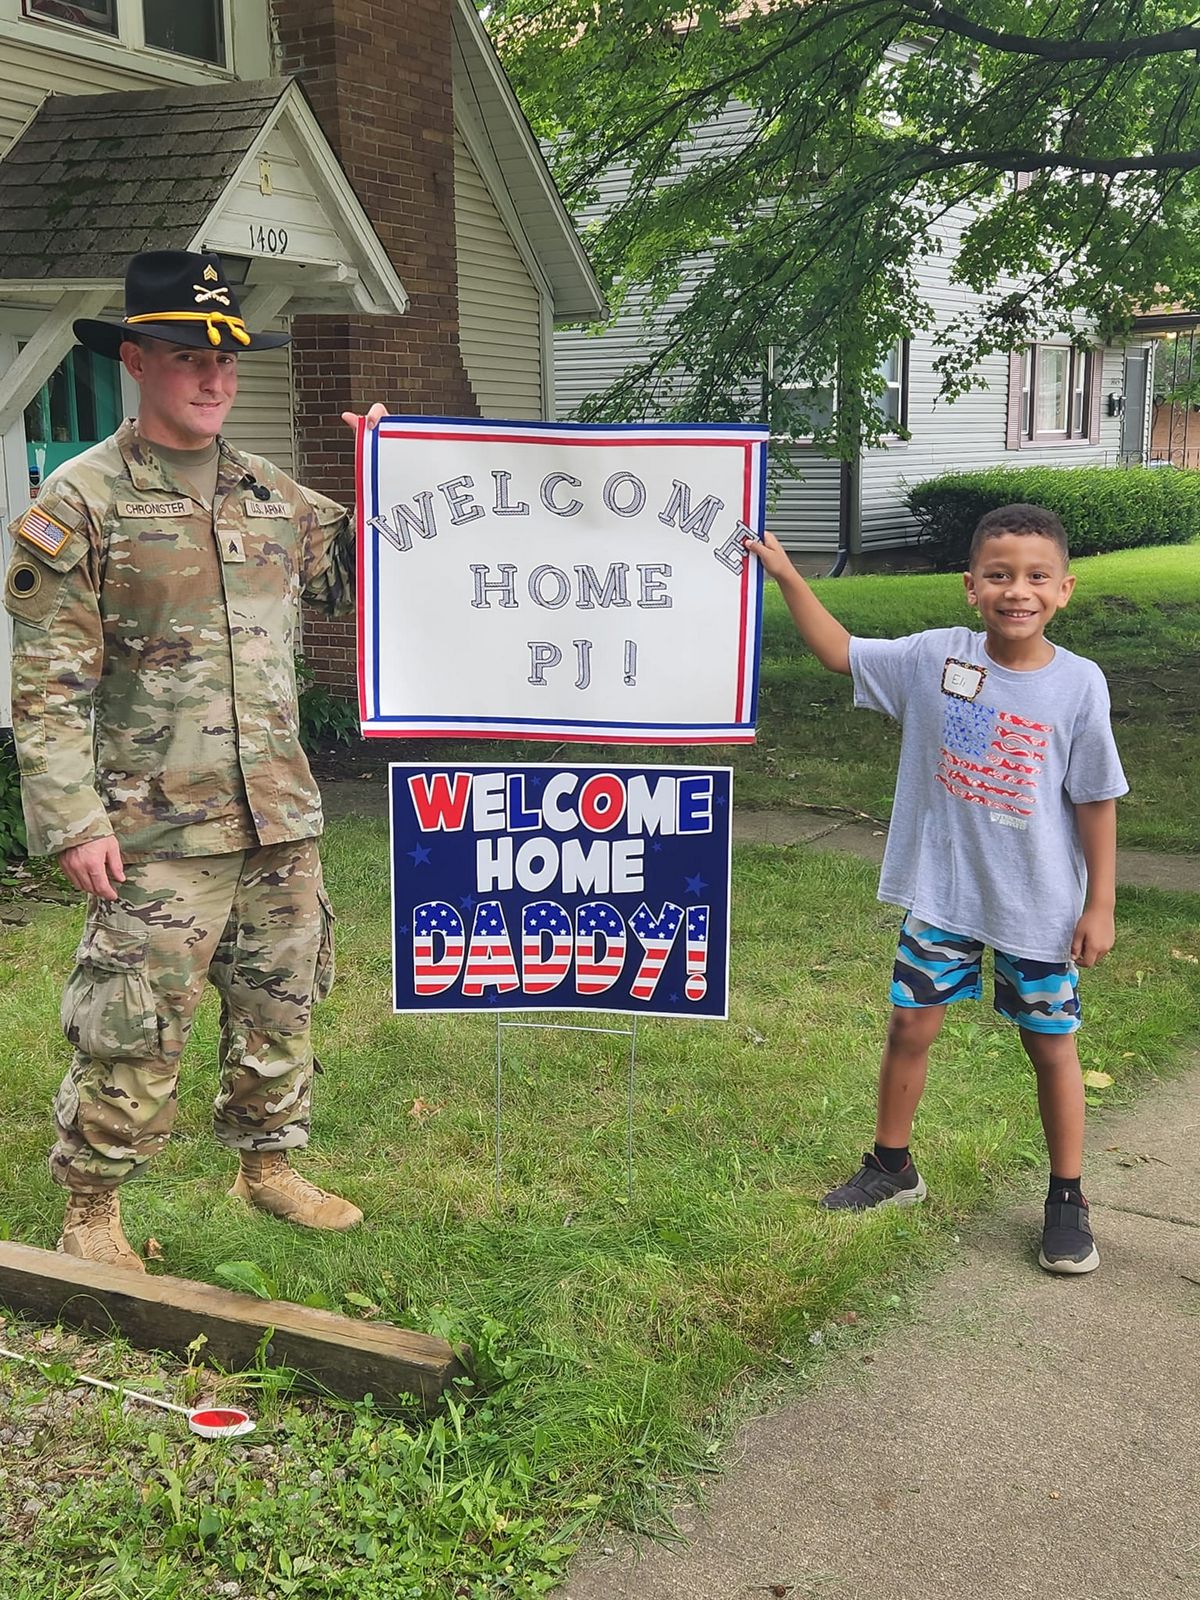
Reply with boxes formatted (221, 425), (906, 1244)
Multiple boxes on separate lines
(1, 831), (1197, 1597)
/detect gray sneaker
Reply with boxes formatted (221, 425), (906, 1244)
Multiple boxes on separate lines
(1038, 1191), (1100, 1274)
(820, 1152), (927, 1212)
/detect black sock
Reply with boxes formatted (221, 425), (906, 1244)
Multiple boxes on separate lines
(1048, 1173), (1083, 1200)
(874, 1142), (910, 1174)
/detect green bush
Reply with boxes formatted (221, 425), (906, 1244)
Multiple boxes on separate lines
(905, 465), (1200, 569)
(0, 732), (27, 860)
(295, 654), (358, 753)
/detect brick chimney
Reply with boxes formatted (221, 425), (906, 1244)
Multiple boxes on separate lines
(272, 0), (480, 692)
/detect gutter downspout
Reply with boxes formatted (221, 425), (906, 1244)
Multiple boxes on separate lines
(827, 446), (861, 576)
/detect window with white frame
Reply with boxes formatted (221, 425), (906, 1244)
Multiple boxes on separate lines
(25, 0), (116, 33)
(1012, 342), (1098, 446)
(877, 338), (908, 431)
(770, 338), (909, 438)
(23, 0), (226, 64)
(142, 0), (224, 63)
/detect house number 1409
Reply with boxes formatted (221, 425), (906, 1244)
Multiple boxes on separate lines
(248, 224), (288, 254)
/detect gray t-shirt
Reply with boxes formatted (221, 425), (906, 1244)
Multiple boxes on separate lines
(849, 627), (1128, 961)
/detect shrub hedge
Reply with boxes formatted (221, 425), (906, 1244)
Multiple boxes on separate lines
(905, 465), (1200, 569)
(0, 732), (26, 859)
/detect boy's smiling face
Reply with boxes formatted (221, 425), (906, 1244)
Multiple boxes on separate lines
(964, 531), (1075, 656)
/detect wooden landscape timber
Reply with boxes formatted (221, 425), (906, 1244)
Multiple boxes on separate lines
(0, 1242), (466, 1411)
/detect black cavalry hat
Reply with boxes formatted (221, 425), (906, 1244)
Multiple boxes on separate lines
(74, 250), (291, 359)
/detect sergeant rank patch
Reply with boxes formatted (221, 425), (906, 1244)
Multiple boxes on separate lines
(17, 505), (71, 557)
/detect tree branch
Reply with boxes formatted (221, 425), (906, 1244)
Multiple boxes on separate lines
(900, 0), (1200, 61)
(916, 144), (1200, 175)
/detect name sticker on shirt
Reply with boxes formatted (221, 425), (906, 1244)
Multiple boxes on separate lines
(119, 500), (193, 518)
(244, 499), (292, 518)
(941, 658), (987, 702)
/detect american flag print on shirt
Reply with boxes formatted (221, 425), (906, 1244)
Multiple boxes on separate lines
(937, 696), (1054, 819)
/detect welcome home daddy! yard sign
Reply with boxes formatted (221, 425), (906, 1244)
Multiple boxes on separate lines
(356, 417), (768, 742)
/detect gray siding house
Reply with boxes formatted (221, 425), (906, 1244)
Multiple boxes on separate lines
(554, 104), (1156, 567)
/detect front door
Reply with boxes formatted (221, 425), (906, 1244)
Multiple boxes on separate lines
(1122, 347), (1150, 465)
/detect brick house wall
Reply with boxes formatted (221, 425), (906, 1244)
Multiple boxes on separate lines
(272, 0), (481, 695)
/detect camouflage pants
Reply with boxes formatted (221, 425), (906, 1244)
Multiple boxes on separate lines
(50, 839), (335, 1191)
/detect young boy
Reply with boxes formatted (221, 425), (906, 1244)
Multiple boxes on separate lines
(746, 504), (1127, 1274)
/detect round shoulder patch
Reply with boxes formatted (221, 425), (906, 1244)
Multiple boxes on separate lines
(7, 563), (41, 598)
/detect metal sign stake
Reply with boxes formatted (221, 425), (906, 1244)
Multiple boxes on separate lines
(494, 1015), (640, 1207)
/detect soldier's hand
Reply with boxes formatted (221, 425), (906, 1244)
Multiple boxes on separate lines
(58, 837), (126, 902)
(341, 403), (388, 431)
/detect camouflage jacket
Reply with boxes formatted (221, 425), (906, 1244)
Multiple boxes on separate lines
(3, 420), (353, 860)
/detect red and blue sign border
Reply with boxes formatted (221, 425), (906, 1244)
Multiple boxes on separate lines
(356, 416), (767, 745)
(388, 761), (733, 1019)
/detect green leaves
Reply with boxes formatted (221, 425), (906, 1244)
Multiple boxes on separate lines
(0, 733), (28, 862)
(213, 1260), (278, 1301)
(295, 654), (359, 754)
(907, 465), (1200, 567)
(485, 0), (1200, 456)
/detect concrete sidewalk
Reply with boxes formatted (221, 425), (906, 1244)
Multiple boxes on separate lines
(331, 776), (1199, 1596)
(322, 781), (1200, 895)
(560, 1062), (1200, 1600)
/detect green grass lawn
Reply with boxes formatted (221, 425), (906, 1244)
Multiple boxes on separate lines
(2, 821), (1199, 1598)
(380, 544), (1198, 853)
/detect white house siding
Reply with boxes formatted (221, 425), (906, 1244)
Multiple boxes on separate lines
(0, 0), (274, 150)
(554, 105), (1135, 556)
(455, 131), (545, 419)
(222, 340), (295, 477)
(766, 448), (843, 553)
(554, 103), (758, 421)
(858, 206), (1129, 552)
(0, 40), (172, 149)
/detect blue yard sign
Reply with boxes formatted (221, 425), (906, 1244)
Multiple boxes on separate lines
(389, 762), (732, 1018)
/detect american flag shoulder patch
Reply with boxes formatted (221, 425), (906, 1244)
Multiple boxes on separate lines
(17, 505), (72, 558)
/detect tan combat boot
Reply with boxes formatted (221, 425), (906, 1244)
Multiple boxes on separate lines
(58, 1188), (146, 1273)
(229, 1152), (363, 1231)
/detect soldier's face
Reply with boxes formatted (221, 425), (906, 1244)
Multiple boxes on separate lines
(121, 339), (239, 449)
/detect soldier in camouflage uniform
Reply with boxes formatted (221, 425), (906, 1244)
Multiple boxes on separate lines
(3, 250), (384, 1271)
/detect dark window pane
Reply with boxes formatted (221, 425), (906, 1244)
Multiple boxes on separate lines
(48, 362), (73, 442)
(142, 0), (224, 64)
(27, 0), (116, 32)
(23, 393), (46, 444)
(71, 348), (98, 441)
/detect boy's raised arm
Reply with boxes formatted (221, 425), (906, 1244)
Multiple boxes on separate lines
(745, 530), (852, 675)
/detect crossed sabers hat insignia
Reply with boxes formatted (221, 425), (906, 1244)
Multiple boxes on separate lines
(71, 250), (292, 359)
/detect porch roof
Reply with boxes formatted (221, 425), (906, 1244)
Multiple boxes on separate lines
(0, 79), (288, 283)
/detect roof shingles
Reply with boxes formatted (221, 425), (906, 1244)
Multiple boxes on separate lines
(0, 79), (287, 281)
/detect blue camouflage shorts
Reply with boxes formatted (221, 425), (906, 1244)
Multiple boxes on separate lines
(890, 914), (1081, 1035)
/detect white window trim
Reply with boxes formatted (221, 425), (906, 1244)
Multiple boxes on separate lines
(4, 0), (264, 83)
(1010, 342), (1100, 448)
(769, 338), (909, 446)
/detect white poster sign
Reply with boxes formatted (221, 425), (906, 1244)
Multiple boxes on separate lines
(356, 417), (768, 743)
